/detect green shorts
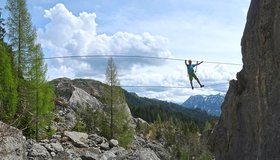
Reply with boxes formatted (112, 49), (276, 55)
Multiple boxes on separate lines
(188, 72), (198, 81)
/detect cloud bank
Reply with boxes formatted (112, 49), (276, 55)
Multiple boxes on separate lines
(38, 3), (172, 77)
(38, 3), (242, 103)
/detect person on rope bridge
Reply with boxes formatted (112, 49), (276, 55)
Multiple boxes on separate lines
(185, 60), (204, 90)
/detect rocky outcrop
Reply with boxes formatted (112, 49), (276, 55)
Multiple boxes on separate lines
(138, 148), (160, 160)
(71, 78), (134, 120)
(69, 86), (103, 111)
(52, 78), (75, 100)
(64, 131), (89, 148)
(128, 135), (171, 160)
(28, 143), (51, 159)
(0, 126), (166, 160)
(0, 121), (27, 160)
(25, 132), (164, 160)
(211, 0), (280, 159)
(52, 78), (134, 132)
(55, 107), (77, 131)
(52, 78), (104, 132)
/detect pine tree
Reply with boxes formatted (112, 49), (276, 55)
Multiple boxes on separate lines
(105, 57), (133, 147)
(6, 0), (54, 140)
(112, 87), (134, 147)
(105, 56), (120, 138)
(0, 41), (18, 122)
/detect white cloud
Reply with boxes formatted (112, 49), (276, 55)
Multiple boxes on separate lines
(48, 65), (75, 79)
(39, 3), (97, 49)
(38, 3), (172, 78)
(38, 3), (243, 103)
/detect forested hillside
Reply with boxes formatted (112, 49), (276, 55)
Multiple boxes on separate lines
(124, 90), (215, 130)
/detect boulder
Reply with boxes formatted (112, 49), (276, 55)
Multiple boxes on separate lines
(100, 151), (116, 160)
(87, 147), (102, 154)
(51, 142), (64, 152)
(109, 139), (119, 148)
(52, 152), (70, 160)
(0, 121), (27, 160)
(80, 151), (99, 160)
(100, 142), (110, 151)
(43, 143), (54, 153)
(69, 86), (103, 111)
(138, 148), (160, 160)
(64, 148), (81, 159)
(28, 143), (51, 159)
(64, 110), (77, 130)
(147, 142), (171, 160)
(100, 151), (117, 160)
(64, 131), (88, 148)
(88, 134), (104, 144)
(108, 146), (125, 155)
(134, 118), (150, 134)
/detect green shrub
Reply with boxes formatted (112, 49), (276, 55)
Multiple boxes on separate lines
(180, 150), (189, 160)
(198, 150), (212, 160)
(73, 119), (86, 132)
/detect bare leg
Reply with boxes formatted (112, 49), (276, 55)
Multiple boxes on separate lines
(196, 78), (204, 87)
(190, 80), (194, 89)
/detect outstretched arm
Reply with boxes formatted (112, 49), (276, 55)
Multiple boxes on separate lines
(185, 60), (188, 65)
(197, 61), (204, 65)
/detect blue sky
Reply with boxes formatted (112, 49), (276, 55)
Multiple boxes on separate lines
(1, 0), (251, 103)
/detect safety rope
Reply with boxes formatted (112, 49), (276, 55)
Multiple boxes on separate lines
(42, 54), (242, 66)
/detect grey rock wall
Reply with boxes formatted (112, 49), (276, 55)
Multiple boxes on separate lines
(211, 0), (280, 159)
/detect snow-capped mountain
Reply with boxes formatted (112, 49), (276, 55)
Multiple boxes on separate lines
(181, 94), (225, 116)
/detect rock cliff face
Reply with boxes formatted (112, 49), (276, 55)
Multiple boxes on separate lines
(0, 121), (27, 160)
(211, 0), (280, 159)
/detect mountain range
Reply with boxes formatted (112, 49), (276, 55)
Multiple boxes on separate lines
(182, 94), (225, 116)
